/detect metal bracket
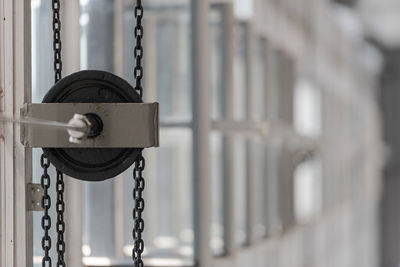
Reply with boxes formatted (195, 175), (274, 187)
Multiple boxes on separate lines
(20, 102), (159, 148)
(27, 183), (44, 211)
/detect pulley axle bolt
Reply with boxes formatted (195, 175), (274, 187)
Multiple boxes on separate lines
(85, 113), (104, 138)
(67, 113), (103, 144)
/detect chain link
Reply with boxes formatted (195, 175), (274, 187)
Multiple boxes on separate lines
(133, 155), (145, 267)
(133, 2), (145, 266)
(134, 0), (144, 98)
(52, 0), (62, 83)
(41, 154), (52, 267)
(52, 1), (65, 266)
(56, 170), (66, 267)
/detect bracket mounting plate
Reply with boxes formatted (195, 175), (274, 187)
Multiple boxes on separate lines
(27, 183), (44, 211)
(21, 102), (159, 148)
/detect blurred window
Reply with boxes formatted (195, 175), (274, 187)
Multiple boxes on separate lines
(294, 156), (323, 223)
(233, 23), (248, 120)
(233, 0), (254, 20)
(294, 79), (322, 138)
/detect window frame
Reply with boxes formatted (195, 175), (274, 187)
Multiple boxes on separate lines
(0, 1), (32, 267)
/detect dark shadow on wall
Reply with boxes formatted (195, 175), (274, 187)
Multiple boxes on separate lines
(380, 49), (400, 267)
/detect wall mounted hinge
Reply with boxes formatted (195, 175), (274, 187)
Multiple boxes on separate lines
(27, 183), (44, 211)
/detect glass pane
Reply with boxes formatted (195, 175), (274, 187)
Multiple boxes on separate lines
(251, 138), (267, 239)
(122, 2), (192, 123)
(252, 39), (266, 121)
(209, 8), (224, 121)
(265, 144), (282, 235)
(294, 156), (323, 223)
(265, 45), (280, 120)
(31, 1), (58, 265)
(294, 79), (322, 137)
(233, 24), (248, 120)
(81, 0), (115, 72)
(210, 132), (224, 255)
(82, 179), (115, 257)
(80, 0), (117, 259)
(233, 136), (247, 246)
(233, 0), (254, 20)
(31, 0), (53, 103)
(122, 128), (193, 259)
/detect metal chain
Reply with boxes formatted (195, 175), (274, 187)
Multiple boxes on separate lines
(41, 154), (52, 267)
(56, 170), (66, 267)
(133, 155), (145, 267)
(133, 1), (145, 266)
(52, 0), (62, 83)
(134, 0), (144, 98)
(52, 1), (65, 266)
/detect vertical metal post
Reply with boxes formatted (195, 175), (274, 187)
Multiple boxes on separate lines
(2, 2), (15, 266)
(277, 52), (296, 230)
(191, 0), (211, 266)
(143, 14), (159, 246)
(244, 22), (256, 246)
(113, 0), (125, 258)
(220, 2), (235, 256)
(264, 43), (283, 235)
(61, 1), (83, 266)
(15, 0), (32, 265)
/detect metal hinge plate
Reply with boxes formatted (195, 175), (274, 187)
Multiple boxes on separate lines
(27, 183), (44, 211)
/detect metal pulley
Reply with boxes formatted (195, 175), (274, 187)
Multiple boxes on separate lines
(21, 70), (159, 181)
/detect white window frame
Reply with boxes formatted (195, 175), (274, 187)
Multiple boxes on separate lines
(0, 1), (32, 267)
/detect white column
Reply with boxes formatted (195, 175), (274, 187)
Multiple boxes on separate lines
(191, 0), (211, 266)
(220, 2), (236, 256)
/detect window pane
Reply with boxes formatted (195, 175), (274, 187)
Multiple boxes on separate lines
(31, 0), (53, 103)
(123, 128), (193, 258)
(233, 136), (247, 246)
(265, 45), (280, 120)
(294, 156), (323, 223)
(210, 132), (224, 255)
(252, 39), (266, 121)
(294, 79), (322, 137)
(210, 8), (224, 121)
(233, 0), (254, 20)
(251, 138), (267, 239)
(80, 0), (117, 259)
(122, 2), (192, 123)
(233, 24), (248, 120)
(82, 179), (115, 257)
(31, 1), (58, 265)
(265, 144), (283, 235)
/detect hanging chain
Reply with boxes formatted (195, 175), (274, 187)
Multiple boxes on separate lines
(41, 155), (52, 267)
(56, 171), (66, 267)
(53, 1), (66, 266)
(134, 0), (144, 98)
(133, 156), (145, 267)
(52, 0), (62, 83)
(133, 1), (145, 267)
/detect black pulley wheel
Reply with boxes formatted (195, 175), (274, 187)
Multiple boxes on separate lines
(42, 70), (142, 181)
